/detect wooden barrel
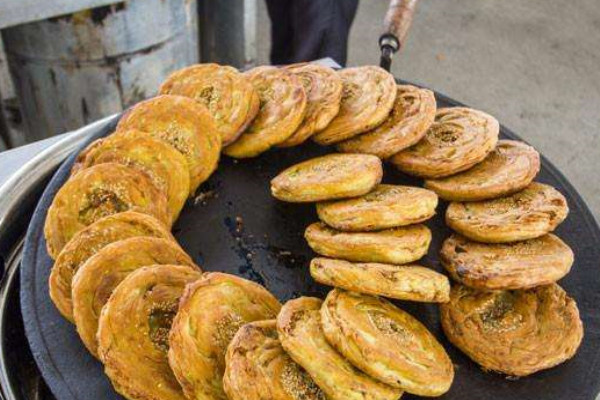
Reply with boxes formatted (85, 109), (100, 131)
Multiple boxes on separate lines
(2, 0), (198, 142)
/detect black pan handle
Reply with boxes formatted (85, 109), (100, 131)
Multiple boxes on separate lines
(379, 0), (419, 71)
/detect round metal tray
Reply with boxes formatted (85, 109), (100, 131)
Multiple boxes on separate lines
(19, 90), (600, 400)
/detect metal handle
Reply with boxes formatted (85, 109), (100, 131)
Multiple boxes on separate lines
(379, 0), (419, 71)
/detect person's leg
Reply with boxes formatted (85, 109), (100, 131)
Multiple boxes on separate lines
(290, 0), (359, 66)
(265, 0), (294, 64)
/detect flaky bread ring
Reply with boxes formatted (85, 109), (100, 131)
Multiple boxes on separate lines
(116, 95), (222, 192)
(316, 184), (438, 231)
(312, 66), (397, 145)
(168, 272), (281, 400)
(446, 182), (569, 243)
(278, 63), (343, 147)
(48, 211), (175, 321)
(72, 237), (198, 357)
(337, 85), (436, 158)
(72, 132), (190, 220)
(224, 66), (307, 158)
(440, 283), (583, 376)
(276, 297), (402, 400)
(425, 140), (540, 201)
(44, 163), (170, 259)
(97, 265), (203, 400)
(159, 63), (260, 145)
(390, 107), (499, 178)
(271, 153), (382, 203)
(321, 289), (454, 396)
(310, 258), (449, 303)
(440, 234), (573, 290)
(305, 222), (431, 264)
(223, 320), (326, 400)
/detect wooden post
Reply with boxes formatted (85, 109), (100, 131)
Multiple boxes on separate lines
(1, 0), (198, 142)
(197, 0), (257, 69)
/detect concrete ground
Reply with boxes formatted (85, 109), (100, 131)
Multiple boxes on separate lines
(257, 0), (600, 221)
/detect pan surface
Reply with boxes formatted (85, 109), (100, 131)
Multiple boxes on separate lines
(20, 89), (600, 400)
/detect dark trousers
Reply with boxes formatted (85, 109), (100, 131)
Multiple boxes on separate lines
(265, 0), (359, 67)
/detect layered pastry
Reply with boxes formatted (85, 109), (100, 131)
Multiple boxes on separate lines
(337, 85), (436, 158)
(425, 140), (540, 201)
(224, 66), (307, 158)
(310, 258), (449, 303)
(445, 182), (569, 243)
(279, 63), (343, 147)
(305, 222), (431, 264)
(168, 272), (281, 400)
(440, 283), (583, 376)
(116, 94), (222, 192)
(321, 289), (454, 396)
(391, 107), (499, 178)
(159, 63), (260, 145)
(97, 265), (203, 400)
(72, 131), (190, 220)
(223, 320), (326, 400)
(313, 66), (397, 145)
(72, 237), (199, 357)
(44, 163), (170, 259)
(316, 184), (438, 231)
(276, 297), (402, 400)
(440, 234), (574, 290)
(48, 211), (174, 321)
(271, 153), (382, 202)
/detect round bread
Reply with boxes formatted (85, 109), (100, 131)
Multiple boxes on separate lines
(337, 85), (436, 158)
(116, 94), (222, 192)
(446, 182), (569, 243)
(48, 212), (175, 321)
(270, 153), (382, 202)
(44, 163), (170, 259)
(425, 140), (540, 201)
(223, 320), (326, 400)
(316, 184), (437, 231)
(97, 265), (203, 400)
(72, 132), (190, 220)
(278, 63), (343, 147)
(390, 107), (499, 178)
(305, 222), (431, 264)
(276, 297), (402, 400)
(440, 283), (583, 376)
(440, 234), (573, 290)
(321, 289), (454, 396)
(168, 272), (281, 400)
(159, 63), (260, 145)
(72, 237), (198, 357)
(312, 66), (397, 145)
(310, 258), (449, 302)
(223, 66), (307, 158)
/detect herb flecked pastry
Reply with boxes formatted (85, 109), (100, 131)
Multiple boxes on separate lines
(224, 66), (307, 158)
(271, 153), (382, 202)
(440, 283), (583, 376)
(97, 265), (203, 400)
(445, 182), (568, 243)
(391, 107), (499, 178)
(159, 63), (260, 145)
(168, 272), (281, 400)
(277, 297), (402, 400)
(44, 163), (170, 259)
(223, 320), (326, 400)
(321, 289), (454, 396)
(337, 85), (436, 158)
(72, 237), (199, 357)
(312, 66), (397, 145)
(116, 94), (222, 192)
